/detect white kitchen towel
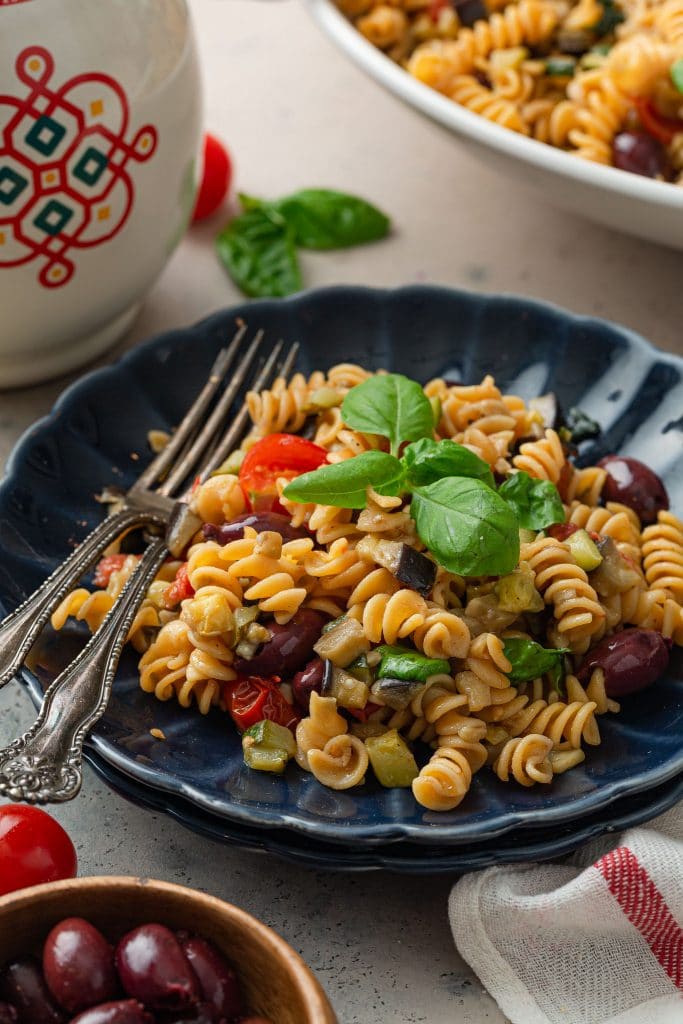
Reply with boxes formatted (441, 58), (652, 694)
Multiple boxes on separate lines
(449, 805), (683, 1024)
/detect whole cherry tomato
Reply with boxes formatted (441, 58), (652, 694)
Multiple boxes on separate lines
(192, 133), (233, 222)
(0, 805), (77, 896)
(224, 677), (300, 733)
(239, 433), (327, 512)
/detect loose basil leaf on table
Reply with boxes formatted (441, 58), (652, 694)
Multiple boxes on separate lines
(341, 373), (434, 457)
(282, 450), (404, 509)
(377, 645), (450, 682)
(410, 477), (520, 576)
(402, 437), (495, 489)
(271, 189), (390, 249)
(215, 206), (301, 298)
(498, 471), (565, 531)
(503, 637), (570, 690)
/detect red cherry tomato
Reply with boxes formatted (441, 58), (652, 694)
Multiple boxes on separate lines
(634, 98), (683, 146)
(93, 554), (130, 588)
(192, 133), (232, 222)
(239, 433), (327, 511)
(347, 702), (383, 723)
(164, 563), (194, 609)
(0, 805), (77, 896)
(224, 677), (300, 733)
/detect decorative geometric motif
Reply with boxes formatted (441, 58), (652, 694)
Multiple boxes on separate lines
(0, 46), (158, 287)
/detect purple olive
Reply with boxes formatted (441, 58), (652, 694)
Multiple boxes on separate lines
(234, 609), (326, 677)
(177, 936), (242, 1021)
(203, 513), (309, 544)
(0, 1003), (18, 1024)
(0, 958), (65, 1024)
(156, 1005), (223, 1024)
(292, 657), (326, 712)
(115, 924), (200, 1011)
(597, 455), (669, 524)
(43, 917), (118, 1013)
(453, 0), (487, 27)
(613, 132), (668, 179)
(69, 1001), (153, 1024)
(578, 628), (671, 697)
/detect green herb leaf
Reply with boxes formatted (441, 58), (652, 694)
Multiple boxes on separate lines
(216, 207), (301, 298)
(402, 438), (495, 489)
(566, 406), (601, 443)
(377, 645), (450, 682)
(341, 374), (434, 457)
(498, 472), (565, 531)
(270, 189), (390, 250)
(502, 637), (570, 689)
(545, 56), (576, 77)
(410, 477), (520, 576)
(282, 450), (404, 509)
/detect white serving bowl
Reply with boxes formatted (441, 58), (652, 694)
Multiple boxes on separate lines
(306, 0), (683, 251)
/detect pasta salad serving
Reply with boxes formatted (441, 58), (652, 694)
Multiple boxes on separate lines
(52, 364), (682, 813)
(339, 0), (683, 182)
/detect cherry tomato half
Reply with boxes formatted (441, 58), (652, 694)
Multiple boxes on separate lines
(634, 98), (683, 146)
(224, 677), (300, 733)
(164, 563), (195, 609)
(192, 133), (233, 222)
(93, 553), (130, 588)
(239, 433), (327, 511)
(0, 805), (77, 896)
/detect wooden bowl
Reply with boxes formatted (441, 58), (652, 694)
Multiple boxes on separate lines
(0, 875), (337, 1024)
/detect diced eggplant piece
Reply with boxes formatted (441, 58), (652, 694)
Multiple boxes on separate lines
(453, 0), (487, 27)
(351, 721), (389, 741)
(355, 536), (435, 596)
(321, 665), (370, 710)
(566, 528), (603, 571)
(313, 617), (370, 667)
(203, 513), (309, 544)
(347, 654), (374, 687)
(591, 536), (642, 597)
(370, 677), (426, 711)
(365, 730), (419, 788)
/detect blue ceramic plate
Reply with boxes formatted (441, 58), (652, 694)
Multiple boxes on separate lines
(1, 286), (682, 846)
(81, 746), (683, 872)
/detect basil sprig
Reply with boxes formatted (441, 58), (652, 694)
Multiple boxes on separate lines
(503, 637), (570, 691)
(284, 451), (405, 509)
(216, 189), (390, 298)
(498, 472), (564, 531)
(341, 374), (434, 458)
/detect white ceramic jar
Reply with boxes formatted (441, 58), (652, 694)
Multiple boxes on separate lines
(0, 0), (202, 388)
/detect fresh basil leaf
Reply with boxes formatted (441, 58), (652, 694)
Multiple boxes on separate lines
(402, 438), (495, 489)
(341, 374), (434, 457)
(216, 207), (301, 298)
(282, 451), (404, 509)
(498, 472), (564, 531)
(377, 645), (449, 682)
(502, 637), (570, 687)
(411, 478), (520, 576)
(271, 189), (390, 250)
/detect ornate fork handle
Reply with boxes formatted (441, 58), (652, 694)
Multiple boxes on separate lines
(0, 508), (165, 691)
(0, 537), (169, 803)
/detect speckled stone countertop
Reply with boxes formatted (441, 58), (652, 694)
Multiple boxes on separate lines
(1, 1), (683, 1021)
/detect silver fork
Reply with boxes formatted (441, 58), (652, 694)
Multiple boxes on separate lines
(0, 327), (299, 803)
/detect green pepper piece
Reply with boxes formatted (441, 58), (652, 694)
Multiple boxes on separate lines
(366, 730), (419, 788)
(377, 645), (449, 682)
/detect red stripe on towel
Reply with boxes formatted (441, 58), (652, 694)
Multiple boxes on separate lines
(596, 846), (682, 989)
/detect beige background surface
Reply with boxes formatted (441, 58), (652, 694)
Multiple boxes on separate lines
(1, 1), (682, 1021)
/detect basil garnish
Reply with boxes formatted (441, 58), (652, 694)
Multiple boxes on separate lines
(282, 451), (404, 509)
(217, 189), (390, 297)
(503, 637), (570, 691)
(377, 645), (449, 682)
(498, 472), (564, 531)
(215, 206), (300, 299)
(403, 438), (494, 489)
(342, 373), (434, 457)
(270, 189), (390, 250)
(411, 478), (519, 576)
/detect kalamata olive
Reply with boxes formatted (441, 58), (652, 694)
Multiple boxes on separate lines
(203, 513), (309, 544)
(43, 917), (118, 1013)
(69, 1000), (153, 1024)
(613, 132), (668, 179)
(597, 456), (669, 524)
(234, 609), (326, 677)
(0, 958), (65, 1024)
(0, 1003), (17, 1024)
(578, 628), (671, 697)
(453, 0), (486, 26)
(178, 936), (242, 1020)
(115, 924), (200, 1011)
(291, 656), (325, 711)
(156, 1005), (222, 1024)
